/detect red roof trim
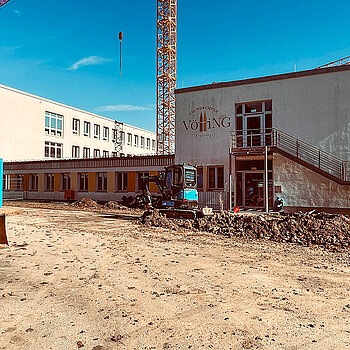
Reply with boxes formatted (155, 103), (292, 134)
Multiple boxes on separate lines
(175, 65), (350, 94)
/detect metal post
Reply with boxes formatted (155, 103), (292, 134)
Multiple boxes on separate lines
(233, 154), (237, 208)
(265, 146), (269, 213)
(229, 150), (232, 212)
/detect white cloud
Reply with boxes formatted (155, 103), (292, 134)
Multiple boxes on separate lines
(14, 10), (21, 15)
(68, 56), (112, 71)
(96, 104), (151, 112)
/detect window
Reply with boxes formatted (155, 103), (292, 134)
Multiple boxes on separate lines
(94, 124), (100, 139)
(45, 111), (63, 137)
(14, 175), (23, 191)
(45, 141), (63, 158)
(72, 118), (80, 135)
(72, 145), (80, 158)
(97, 172), (107, 191)
(93, 149), (101, 158)
(146, 138), (150, 150)
(61, 173), (71, 191)
(121, 131), (125, 144)
(208, 166), (224, 189)
(83, 147), (90, 158)
(3, 174), (10, 190)
(84, 121), (91, 137)
(30, 174), (38, 191)
(137, 172), (149, 191)
(116, 172), (128, 191)
(79, 173), (89, 192)
(134, 135), (139, 147)
(197, 167), (203, 189)
(103, 127), (109, 141)
(103, 150), (109, 157)
(45, 174), (54, 191)
(127, 133), (132, 146)
(151, 140), (156, 150)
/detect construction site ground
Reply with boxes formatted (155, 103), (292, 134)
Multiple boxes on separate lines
(1, 201), (350, 350)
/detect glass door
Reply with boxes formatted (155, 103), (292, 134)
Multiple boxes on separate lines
(243, 114), (265, 147)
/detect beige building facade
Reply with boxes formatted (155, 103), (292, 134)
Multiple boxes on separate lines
(175, 65), (350, 211)
(0, 83), (157, 162)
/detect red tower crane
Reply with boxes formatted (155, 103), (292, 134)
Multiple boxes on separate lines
(156, 0), (177, 155)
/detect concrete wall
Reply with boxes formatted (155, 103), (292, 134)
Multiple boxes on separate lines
(175, 69), (350, 196)
(176, 69), (350, 164)
(0, 83), (156, 161)
(273, 153), (350, 208)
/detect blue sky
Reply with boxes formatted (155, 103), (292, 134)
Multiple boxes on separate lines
(1, 0), (350, 131)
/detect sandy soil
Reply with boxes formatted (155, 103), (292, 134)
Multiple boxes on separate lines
(0, 202), (350, 350)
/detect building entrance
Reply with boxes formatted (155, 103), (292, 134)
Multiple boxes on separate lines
(235, 158), (273, 208)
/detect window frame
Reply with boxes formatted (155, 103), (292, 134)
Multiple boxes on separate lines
(127, 133), (132, 146)
(94, 124), (101, 139)
(30, 174), (38, 191)
(115, 172), (128, 192)
(93, 149), (101, 158)
(102, 126), (109, 141)
(83, 147), (90, 159)
(45, 111), (63, 137)
(83, 121), (91, 137)
(44, 141), (63, 159)
(72, 118), (80, 135)
(97, 172), (107, 192)
(134, 135), (139, 148)
(61, 173), (71, 191)
(72, 145), (80, 158)
(78, 173), (89, 192)
(45, 173), (55, 192)
(207, 166), (224, 190)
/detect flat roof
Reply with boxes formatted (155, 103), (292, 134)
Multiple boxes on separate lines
(175, 65), (350, 94)
(0, 83), (155, 134)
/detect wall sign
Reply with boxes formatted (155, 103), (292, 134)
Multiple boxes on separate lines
(183, 106), (231, 138)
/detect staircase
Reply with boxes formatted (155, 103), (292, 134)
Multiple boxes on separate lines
(230, 128), (350, 185)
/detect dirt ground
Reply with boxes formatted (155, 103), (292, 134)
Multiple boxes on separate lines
(0, 202), (350, 350)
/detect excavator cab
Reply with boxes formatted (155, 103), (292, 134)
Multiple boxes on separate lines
(162, 164), (198, 209)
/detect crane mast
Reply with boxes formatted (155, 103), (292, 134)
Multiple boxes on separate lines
(156, 0), (177, 155)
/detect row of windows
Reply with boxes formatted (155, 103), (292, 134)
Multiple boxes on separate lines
(45, 112), (156, 152)
(197, 166), (224, 190)
(73, 119), (110, 141)
(4, 166), (225, 192)
(40, 173), (129, 192)
(123, 132), (156, 150)
(72, 146), (109, 159)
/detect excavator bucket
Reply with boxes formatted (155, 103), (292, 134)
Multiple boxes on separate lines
(0, 214), (8, 245)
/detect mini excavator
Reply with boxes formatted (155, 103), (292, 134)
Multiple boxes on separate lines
(141, 164), (212, 219)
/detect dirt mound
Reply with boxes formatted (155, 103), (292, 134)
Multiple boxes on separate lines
(103, 201), (129, 210)
(71, 198), (102, 210)
(141, 211), (350, 250)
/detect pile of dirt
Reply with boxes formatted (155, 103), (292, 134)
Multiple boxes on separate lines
(103, 201), (129, 210)
(141, 210), (350, 250)
(71, 198), (102, 210)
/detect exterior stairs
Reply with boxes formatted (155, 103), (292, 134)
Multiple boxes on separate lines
(230, 128), (350, 185)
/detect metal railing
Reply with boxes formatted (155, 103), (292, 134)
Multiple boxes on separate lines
(198, 191), (229, 210)
(230, 128), (349, 183)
